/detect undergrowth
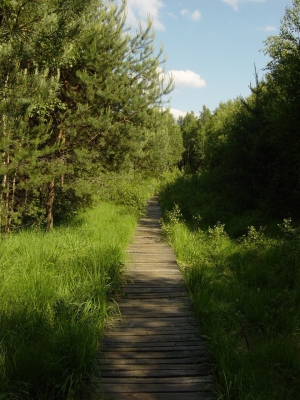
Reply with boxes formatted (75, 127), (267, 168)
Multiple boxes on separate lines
(96, 173), (158, 218)
(160, 170), (300, 400)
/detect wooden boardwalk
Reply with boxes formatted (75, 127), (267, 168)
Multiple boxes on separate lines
(96, 197), (217, 400)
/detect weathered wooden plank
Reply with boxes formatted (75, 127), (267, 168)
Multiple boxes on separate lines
(128, 260), (178, 264)
(117, 298), (191, 305)
(121, 285), (186, 291)
(120, 289), (187, 295)
(116, 311), (195, 319)
(125, 270), (182, 276)
(105, 327), (200, 335)
(100, 347), (208, 356)
(100, 370), (210, 378)
(99, 349), (210, 359)
(110, 317), (199, 327)
(118, 304), (192, 312)
(98, 381), (215, 393)
(128, 245), (173, 250)
(101, 333), (202, 343)
(119, 295), (188, 301)
(101, 339), (206, 348)
(128, 251), (176, 255)
(95, 393), (216, 400)
(99, 364), (211, 374)
(99, 368), (213, 378)
(99, 356), (211, 365)
(99, 376), (214, 384)
(124, 277), (184, 284)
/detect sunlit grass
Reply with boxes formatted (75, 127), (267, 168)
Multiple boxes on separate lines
(0, 202), (137, 399)
(161, 212), (300, 400)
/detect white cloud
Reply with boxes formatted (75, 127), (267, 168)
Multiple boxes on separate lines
(169, 108), (187, 119)
(256, 25), (277, 32)
(126, 0), (165, 31)
(180, 9), (201, 21)
(191, 10), (201, 21)
(222, 0), (265, 11)
(168, 12), (178, 19)
(263, 25), (277, 31)
(180, 9), (189, 17)
(158, 68), (206, 89)
(170, 70), (206, 88)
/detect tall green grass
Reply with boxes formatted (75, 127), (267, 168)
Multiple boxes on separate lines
(160, 172), (300, 400)
(0, 202), (137, 400)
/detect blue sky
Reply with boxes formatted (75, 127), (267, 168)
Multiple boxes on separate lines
(125, 0), (293, 118)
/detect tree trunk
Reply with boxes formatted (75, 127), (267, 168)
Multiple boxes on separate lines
(4, 179), (10, 235)
(5, 174), (16, 235)
(0, 174), (7, 233)
(46, 180), (55, 232)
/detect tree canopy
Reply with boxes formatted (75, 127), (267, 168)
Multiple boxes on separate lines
(0, 0), (182, 232)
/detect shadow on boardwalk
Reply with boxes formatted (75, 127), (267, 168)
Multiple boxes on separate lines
(94, 197), (218, 400)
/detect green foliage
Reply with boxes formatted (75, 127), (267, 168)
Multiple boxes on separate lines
(96, 173), (158, 217)
(178, 107), (210, 172)
(0, 202), (136, 399)
(139, 109), (183, 174)
(160, 205), (300, 400)
(0, 0), (175, 232)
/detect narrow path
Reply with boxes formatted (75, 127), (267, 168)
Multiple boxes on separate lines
(96, 197), (217, 400)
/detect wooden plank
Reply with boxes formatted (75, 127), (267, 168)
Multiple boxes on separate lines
(117, 298), (191, 306)
(94, 392), (216, 400)
(100, 347), (208, 355)
(120, 285), (186, 291)
(99, 364), (211, 374)
(101, 333), (202, 343)
(105, 327), (200, 335)
(100, 370), (212, 379)
(127, 250), (176, 254)
(99, 356), (211, 365)
(110, 317), (199, 327)
(124, 277), (184, 283)
(102, 340), (206, 348)
(128, 246), (171, 251)
(120, 291), (187, 296)
(116, 311), (195, 319)
(100, 370), (211, 379)
(119, 295), (188, 300)
(125, 270), (182, 276)
(99, 376), (214, 384)
(118, 304), (192, 312)
(98, 381), (215, 393)
(99, 349), (210, 359)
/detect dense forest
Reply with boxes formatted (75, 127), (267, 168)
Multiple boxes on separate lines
(1, 0), (300, 399)
(0, 0), (182, 234)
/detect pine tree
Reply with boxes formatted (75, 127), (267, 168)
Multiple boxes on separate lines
(1, 0), (174, 231)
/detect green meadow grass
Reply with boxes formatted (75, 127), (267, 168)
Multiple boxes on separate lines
(0, 202), (137, 400)
(161, 210), (300, 400)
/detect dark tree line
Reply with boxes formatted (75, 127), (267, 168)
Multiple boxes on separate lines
(0, 0), (183, 233)
(177, 0), (300, 221)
